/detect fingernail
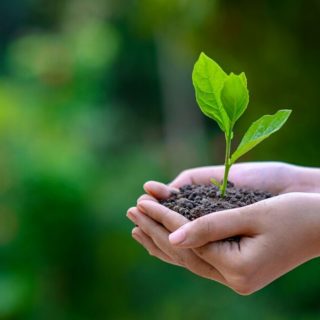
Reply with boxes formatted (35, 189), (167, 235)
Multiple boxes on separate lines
(132, 230), (140, 240)
(169, 229), (186, 245)
(137, 202), (146, 213)
(127, 210), (136, 221)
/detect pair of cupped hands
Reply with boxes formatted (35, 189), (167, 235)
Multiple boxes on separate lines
(127, 162), (320, 295)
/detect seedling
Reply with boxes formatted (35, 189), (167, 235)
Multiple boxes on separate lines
(192, 53), (291, 197)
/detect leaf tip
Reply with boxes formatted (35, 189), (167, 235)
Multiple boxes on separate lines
(199, 51), (208, 59)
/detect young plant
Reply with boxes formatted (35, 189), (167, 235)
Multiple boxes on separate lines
(192, 52), (291, 197)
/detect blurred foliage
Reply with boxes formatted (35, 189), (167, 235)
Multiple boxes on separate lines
(0, 0), (320, 319)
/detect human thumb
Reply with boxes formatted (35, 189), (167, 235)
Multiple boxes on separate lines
(169, 208), (253, 248)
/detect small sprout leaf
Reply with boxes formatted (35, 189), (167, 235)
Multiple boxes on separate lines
(192, 52), (230, 134)
(210, 178), (221, 188)
(239, 72), (247, 87)
(221, 72), (249, 127)
(231, 109), (292, 163)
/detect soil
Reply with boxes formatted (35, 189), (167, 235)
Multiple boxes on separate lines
(160, 182), (274, 221)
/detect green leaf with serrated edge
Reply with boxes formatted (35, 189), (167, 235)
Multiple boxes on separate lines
(192, 52), (230, 133)
(221, 72), (249, 127)
(231, 109), (291, 163)
(210, 178), (221, 188)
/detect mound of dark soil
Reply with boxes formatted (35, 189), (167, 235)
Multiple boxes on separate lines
(160, 182), (274, 221)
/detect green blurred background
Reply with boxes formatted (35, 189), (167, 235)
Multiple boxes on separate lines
(0, 0), (320, 319)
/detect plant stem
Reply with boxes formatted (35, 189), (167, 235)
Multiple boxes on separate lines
(220, 132), (232, 197)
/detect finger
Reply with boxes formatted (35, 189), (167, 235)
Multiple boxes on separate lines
(127, 207), (186, 261)
(192, 240), (244, 277)
(128, 208), (226, 283)
(138, 200), (188, 232)
(137, 194), (157, 203)
(169, 166), (225, 188)
(132, 227), (178, 265)
(143, 181), (178, 200)
(168, 207), (256, 248)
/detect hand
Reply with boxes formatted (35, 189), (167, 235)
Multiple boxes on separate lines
(127, 162), (320, 294)
(128, 193), (320, 294)
(137, 162), (320, 206)
(144, 162), (320, 196)
(127, 201), (226, 285)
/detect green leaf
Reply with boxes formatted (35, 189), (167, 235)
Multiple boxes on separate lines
(231, 109), (292, 163)
(221, 72), (249, 128)
(239, 72), (247, 87)
(210, 177), (221, 188)
(192, 52), (230, 133)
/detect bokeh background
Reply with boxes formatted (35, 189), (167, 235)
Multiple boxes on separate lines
(0, 0), (320, 319)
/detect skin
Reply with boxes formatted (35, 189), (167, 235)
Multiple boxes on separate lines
(126, 162), (320, 295)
